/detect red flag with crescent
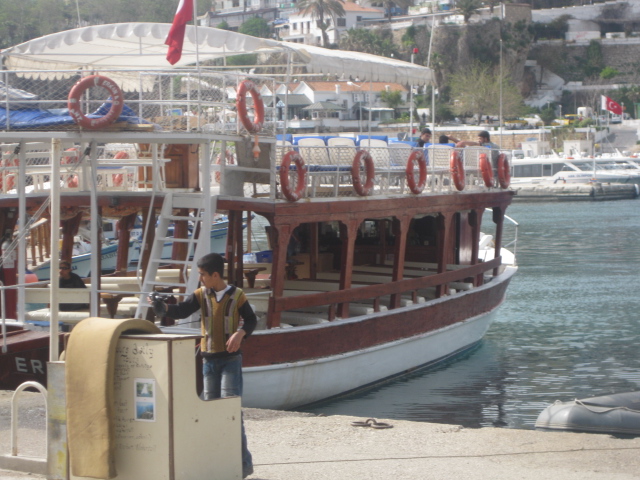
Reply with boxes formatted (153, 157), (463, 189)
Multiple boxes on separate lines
(601, 95), (623, 115)
(165, 0), (194, 65)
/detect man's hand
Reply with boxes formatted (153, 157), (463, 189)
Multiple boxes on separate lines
(226, 330), (246, 353)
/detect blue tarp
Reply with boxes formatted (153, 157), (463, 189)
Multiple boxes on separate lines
(0, 102), (152, 130)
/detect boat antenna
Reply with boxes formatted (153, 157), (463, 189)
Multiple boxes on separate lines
(75, 0), (82, 27)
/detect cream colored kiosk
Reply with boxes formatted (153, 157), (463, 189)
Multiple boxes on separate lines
(66, 321), (242, 480)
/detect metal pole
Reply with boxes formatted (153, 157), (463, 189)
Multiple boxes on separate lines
(426, 14), (436, 133)
(409, 51), (414, 137)
(49, 139), (61, 362)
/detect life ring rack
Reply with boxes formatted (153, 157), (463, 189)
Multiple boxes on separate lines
(450, 150), (466, 191)
(352, 150), (375, 196)
(406, 150), (427, 194)
(67, 75), (124, 130)
(279, 151), (307, 202)
(236, 80), (265, 134)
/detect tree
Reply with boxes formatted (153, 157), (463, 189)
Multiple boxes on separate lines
(449, 63), (524, 123)
(380, 90), (404, 118)
(239, 17), (271, 38)
(457, 0), (481, 24)
(339, 28), (399, 58)
(296, 0), (345, 47)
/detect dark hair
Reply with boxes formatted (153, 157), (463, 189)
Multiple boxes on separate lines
(478, 130), (490, 140)
(421, 127), (431, 135)
(60, 261), (71, 269)
(197, 253), (225, 276)
(438, 135), (449, 144)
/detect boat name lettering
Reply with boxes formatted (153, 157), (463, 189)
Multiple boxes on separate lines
(15, 357), (45, 374)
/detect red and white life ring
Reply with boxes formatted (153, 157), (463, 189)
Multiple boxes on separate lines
(236, 80), (265, 134)
(406, 150), (427, 194)
(279, 151), (306, 202)
(112, 151), (129, 187)
(352, 150), (375, 196)
(215, 150), (236, 184)
(497, 153), (511, 189)
(478, 153), (494, 188)
(67, 75), (124, 130)
(0, 155), (17, 192)
(63, 147), (80, 188)
(450, 150), (465, 191)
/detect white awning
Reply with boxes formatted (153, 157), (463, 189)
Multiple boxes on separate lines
(1, 23), (432, 87)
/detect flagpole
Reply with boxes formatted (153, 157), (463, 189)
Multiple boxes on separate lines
(193, 0), (201, 70)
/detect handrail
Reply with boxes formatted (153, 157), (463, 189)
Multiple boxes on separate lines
(273, 257), (501, 314)
(11, 381), (48, 457)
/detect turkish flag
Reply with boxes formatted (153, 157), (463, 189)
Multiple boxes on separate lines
(165, 0), (194, 65)
(601, 95), (623, 115)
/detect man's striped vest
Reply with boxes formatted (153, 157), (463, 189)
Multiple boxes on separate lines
(196, 286), (244, 354)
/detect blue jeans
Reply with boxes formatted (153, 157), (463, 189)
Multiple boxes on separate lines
(203, 354), (253, 473)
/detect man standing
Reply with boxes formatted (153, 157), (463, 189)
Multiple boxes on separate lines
(456, 130), (500, 170)
(59, 261), (88, 311)
(151, 253), (256, 478)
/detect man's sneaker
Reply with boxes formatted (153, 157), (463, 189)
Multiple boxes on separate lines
(242, 464), (254, 478)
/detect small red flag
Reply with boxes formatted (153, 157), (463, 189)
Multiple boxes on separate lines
(165, 0), (194, 65)
(601, 95), (623, 115)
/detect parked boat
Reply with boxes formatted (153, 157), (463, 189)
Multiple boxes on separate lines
(0, 23), (517, 411)
(535, 392), (640, 436)
(510, 152), (640, 185)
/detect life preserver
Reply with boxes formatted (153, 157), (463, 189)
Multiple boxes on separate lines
(405, 150), (427, 194)
(236, 80), (265, 134)
(478, 153), (494, 188)
(497, 153), (511, 189)
(63, 147), (80, 188)
(450, 150), (465, 191)
(215, 150), (236, 184)
(0, 155), (17, 192)
(279, 151), (306, 202)
(352, 150), (375, 196)
(112, 151), (129, 187)
(67, 75), (124, 130)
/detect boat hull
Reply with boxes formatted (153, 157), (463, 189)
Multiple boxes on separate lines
(0, 328), (64, 390)
(241, 266), (516, 409)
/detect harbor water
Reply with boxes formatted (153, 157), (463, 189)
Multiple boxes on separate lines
(297, 199), (640, 429)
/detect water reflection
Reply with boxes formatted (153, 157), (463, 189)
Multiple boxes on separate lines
(299, 200), (640, 429)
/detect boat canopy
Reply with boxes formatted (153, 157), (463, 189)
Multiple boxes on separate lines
(0, 23), (433, 88)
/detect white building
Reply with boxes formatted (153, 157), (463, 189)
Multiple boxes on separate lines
(277, 2), (385, 45)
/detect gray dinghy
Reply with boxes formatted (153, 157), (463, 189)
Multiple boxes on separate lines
(536, 391), (640, 436)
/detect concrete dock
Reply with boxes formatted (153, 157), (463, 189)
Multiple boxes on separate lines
(1, 390), (639, 479)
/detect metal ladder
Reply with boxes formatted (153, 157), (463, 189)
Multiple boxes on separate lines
(135, 192), (217, 320)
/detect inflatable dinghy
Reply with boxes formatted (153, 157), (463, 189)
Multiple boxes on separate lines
(535, 391), (640, 436)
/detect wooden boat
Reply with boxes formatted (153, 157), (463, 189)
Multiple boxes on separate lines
(0, 23), (517, 409)
(536, 392), (640, 436)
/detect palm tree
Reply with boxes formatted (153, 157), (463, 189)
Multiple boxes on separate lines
(296, 0), (346, 47)
(456, 0), (481, 24)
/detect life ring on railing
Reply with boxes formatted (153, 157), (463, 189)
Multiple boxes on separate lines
(0, 155), (17, 192)
(497, 153), (511, 189)
(450, 150), (465, 191)
(405, 150), (427, 194)
(236, 80), (265, 134)
(112, 151), (129, 187)
(62, 147), (80, 188)
(352, 150), (375, 196)
(279, 151), (307, 202)
(215, 150), (236, 184)
(478, 153), (494, 188)
(67, 75), (124, 130)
